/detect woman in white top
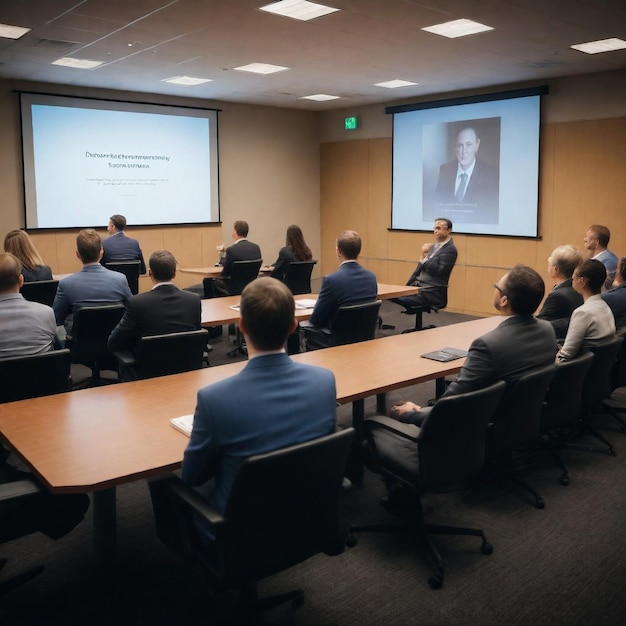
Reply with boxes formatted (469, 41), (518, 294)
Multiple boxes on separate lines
(557, 258), (615, 361)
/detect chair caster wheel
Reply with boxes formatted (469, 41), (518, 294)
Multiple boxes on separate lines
(428, 574), (443, 590)
(559, 474), (570, 486)
(346, 533), (357, 548)
(481, 541), (493, 555)
(535, 497), (545, 509)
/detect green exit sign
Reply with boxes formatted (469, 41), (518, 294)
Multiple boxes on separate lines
(344, 116), (359, 130)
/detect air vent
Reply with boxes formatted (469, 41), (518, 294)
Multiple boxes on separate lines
(33, 38), (78, 51)
(527, 60), (562, 69)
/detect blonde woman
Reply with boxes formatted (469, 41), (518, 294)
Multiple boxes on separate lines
(4, 230), (52, 282)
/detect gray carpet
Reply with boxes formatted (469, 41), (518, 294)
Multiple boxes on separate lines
(2, 298), (626, 625)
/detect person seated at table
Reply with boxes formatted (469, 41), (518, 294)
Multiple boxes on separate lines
(602, 257), (626, 334)
(3, 229), (53, 282)
(101, 214), (146, 274)
(269, 224), (313, 282)
(108, 250), (201, 358)
(557, 259), (616, 361)
(389, 264), (557, 430)
(170, 277), (336, 540)
(536, 244), (583, 339)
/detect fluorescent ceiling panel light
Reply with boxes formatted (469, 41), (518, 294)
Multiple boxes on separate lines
(422, 18), (493, 38)
(162, 76), (213, 85)
(234, 62), (289, 74)
(51, 57), (103, 69)
(300, 93), (339, 101)
(259, 0), (339, 21)
(0, 23), (31, 39)
(374, 79), (418, 89)
(571, 38), (626, 54)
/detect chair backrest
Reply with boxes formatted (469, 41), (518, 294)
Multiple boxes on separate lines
(417, 381), (506, 489)
(228, 259), (263, 296)
(0, 349), (71, 403)
(19, 280), (59, 307)
(105, 260), (141, 295)
(215, 428), (354, 585)
(487, 363), (556, 458)
(541, 352), (594, 432)
(329, 300), (382, 347)
(284, 260), (316, 295)
(133, 329), (209, 379)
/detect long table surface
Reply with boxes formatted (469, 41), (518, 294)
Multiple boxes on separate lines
(0, 315), (501, 494)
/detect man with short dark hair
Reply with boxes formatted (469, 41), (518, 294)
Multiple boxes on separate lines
(101, 214), (146, 274)
(583, 224), (618, 290)
(180, 277), (336, 537)
(108, 250), (201, 355)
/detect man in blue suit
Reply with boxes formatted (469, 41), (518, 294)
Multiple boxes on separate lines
(181, 277), (336, 537)
(53, 229), (132, 336)
(101, 214), (146, 274)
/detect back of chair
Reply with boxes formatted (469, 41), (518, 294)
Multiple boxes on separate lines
(105, 260), (141, 295)
(582, 336), (624, 420)
(284, 261), (316, 295)
(418, 381), (506, 489)
(228, 259), (262, 296)
(329, 300), (382, 347)
(133, 329), (209, 379)
(541, 352), (594, 432)
(487, 363), (556, 458)
(215, 428), (354, 585)
(19, 280), (59, 307)
(0, 349), (71, 403)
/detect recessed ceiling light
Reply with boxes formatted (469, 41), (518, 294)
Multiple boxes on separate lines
(162, 76), (213, 86)
(300, 94), (340, 101)
(571, 38), (626, 54)
(422, 18), (493, 39)
(259, 0), (339, 21)
(374, 79), (418, 89)
(234, 62), (289, 74)
(0, 23), (31, 39)
(51, 57), (103, 69)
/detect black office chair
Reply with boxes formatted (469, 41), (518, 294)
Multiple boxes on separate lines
(150, 428), (354, 621)
(105, 260), (141, 295)
(303, 300), (382, 351)
(0, 349), (71, 404)
(400, 285), (450, 333)
(68, 303), (125, 387)
(284, 260), (316, 295)
(347, 381), (506, 589)
(597, 333), (626, 431)
(486, 363), (556, 509)
(113, 329), (209, 381)
(19, 279), (59, 307)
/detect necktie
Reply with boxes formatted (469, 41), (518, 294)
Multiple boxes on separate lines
(456, 172), (468, 202)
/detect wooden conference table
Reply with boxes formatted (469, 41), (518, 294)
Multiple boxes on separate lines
(0, 315), (500, 561)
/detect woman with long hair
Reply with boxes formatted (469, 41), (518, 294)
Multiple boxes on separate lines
(270, 225), (313, 281)
(3, 229), (53, 282)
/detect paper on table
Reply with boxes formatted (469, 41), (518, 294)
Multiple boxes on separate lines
(228, 304), (240, 311)
(420, 347), (468, 362)
(295, 298), (317, 309)
(170, 414), (194, 437)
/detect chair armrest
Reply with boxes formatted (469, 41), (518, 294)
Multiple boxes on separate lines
(162, 475), (225, 527)
(0, 479), (41, 502)
(300, 321), (331, 335)
(113, 350), (136, 368)
(366, 415), (421, 442)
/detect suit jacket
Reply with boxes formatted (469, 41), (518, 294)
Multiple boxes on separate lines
(270, 246), (297, 281)
(220, 239), (262, 278)
(101, 232), (146, 274)
(602, 283), (626, 331)
(536, 279), (583, 338)
(107, 284), (201, 353)
(21, 265), (53, 282)
(182, 352), (336, 519)
(309, 261), (378, 328)
(53, 264), (132, 326)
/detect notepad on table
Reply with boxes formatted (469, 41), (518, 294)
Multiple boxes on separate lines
(421, 347), (468, 362)
(170, 414), (194, 437)
(295, 298), (317, 309)
(228, 304), (240, 311)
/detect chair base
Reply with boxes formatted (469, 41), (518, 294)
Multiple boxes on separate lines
(400, 306), (440, 333)
(486, 460), (545, 509)
(241, 583), (304, 615)
(0, 559), (44, 597)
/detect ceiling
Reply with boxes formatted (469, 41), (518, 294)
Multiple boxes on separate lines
(0, 0), (625, 110)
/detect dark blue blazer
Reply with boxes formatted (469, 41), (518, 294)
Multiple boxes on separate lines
(101, 232), (146, 274)
(537, 278), (583, 338)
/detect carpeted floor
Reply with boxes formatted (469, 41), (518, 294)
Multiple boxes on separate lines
(2, 297), (626, 625)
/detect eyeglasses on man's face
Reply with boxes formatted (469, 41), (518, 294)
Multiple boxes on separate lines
(493, 282), (508, 297)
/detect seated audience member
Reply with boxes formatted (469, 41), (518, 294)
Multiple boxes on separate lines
(178, 277), (336, 538)
(108, 249), (201, 355)
(270, 224), (313, 282)
(391, 218), (457, 311)
(0, 253), (58, 358)
(301, 229), (378, 349)
(557, 259), (616, 361)
(101, 214), (146, 274)
(53, 229), (132, 335)
(390, 264), (557, 429)
(3, 229), (53, 282)
(536, 244), (584, 338)
(602, 257), (626, 333)
(583, 224), (618, 290)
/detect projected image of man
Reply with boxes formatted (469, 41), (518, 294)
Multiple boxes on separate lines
(434, 126), (499, 224)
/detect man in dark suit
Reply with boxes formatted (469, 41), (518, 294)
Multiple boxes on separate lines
(434, 127), (499, 224)
(101, 214), (146, 274)
(108, 249), (201, 355)
(602, 256), (626, 332)
(537, 245), (584, 339)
